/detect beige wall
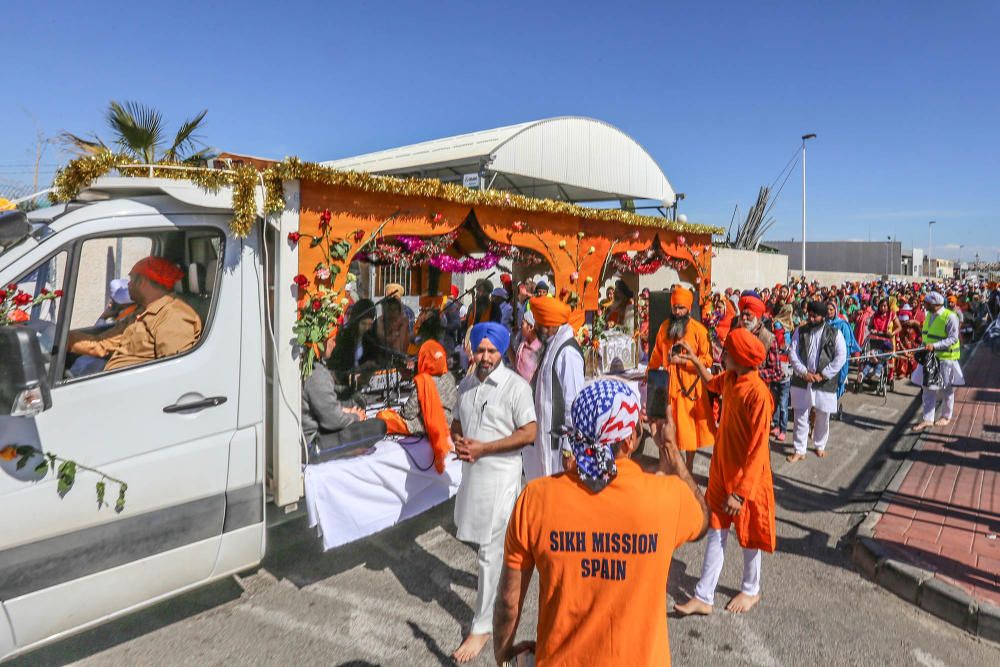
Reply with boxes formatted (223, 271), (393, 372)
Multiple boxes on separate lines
(710, 248), (789, 292)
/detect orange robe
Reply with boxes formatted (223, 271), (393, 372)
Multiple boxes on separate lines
(648, 318), (716, 451)
(705, 370), (776, 552)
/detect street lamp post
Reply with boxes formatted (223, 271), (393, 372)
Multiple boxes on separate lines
(672, 192), (686, 221)
(801, 134), (817, 276)
(927, 220), (937, 275)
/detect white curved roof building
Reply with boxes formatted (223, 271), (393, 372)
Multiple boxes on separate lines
(322, 116), (676, 207)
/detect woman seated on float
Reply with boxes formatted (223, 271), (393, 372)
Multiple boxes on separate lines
(377, 338), (457, 473)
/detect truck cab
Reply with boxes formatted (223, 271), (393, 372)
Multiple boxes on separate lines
(0, 177), (302, 660)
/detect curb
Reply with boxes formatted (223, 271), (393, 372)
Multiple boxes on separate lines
(852, 512), (1000, 643)
(850, 341), (999, 643)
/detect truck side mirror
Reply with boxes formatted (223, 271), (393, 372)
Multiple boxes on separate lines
(0, 326), (52, 416)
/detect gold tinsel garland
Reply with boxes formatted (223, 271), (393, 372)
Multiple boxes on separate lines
(51, 153), (723, 239)
(52, 153), (260, 237)
(264, 157), (723, 235)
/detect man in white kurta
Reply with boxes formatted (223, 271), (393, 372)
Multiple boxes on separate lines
(788, 300), (847, 461)
(451, 322), (537, 663)
(912, 291), (965, 430)
(523, 296), (585, 482)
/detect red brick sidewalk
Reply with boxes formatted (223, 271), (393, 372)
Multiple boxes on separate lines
(871, 342), (1000, 607)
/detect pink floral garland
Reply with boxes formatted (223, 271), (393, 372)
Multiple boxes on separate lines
(429, 252), (500, 273)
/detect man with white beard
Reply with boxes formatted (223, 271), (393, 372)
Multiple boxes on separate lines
(912, 291), (964, 431)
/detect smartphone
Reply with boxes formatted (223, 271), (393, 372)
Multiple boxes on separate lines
(646, 368), (669, 420)
(671, 343), (685, 356)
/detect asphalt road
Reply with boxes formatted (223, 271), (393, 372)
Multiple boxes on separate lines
(15, 380), (1000, 666)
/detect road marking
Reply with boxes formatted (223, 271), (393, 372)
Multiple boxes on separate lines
(912, 647), (949, 667)
(234, 603), (357, 650)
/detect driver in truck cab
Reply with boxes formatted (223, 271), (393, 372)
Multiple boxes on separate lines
(66, 256), (202, 373)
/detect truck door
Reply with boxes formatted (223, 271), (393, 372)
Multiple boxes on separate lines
(0, 211), (250, 655)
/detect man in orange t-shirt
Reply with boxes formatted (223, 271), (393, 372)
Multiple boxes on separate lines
(494, 380), (708, 666)
(648, 286), (716, 472)
(673, 328), (776, 617)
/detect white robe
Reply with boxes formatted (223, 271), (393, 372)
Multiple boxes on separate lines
(453, 364), (536, 545)
(523, 323), (584, 481)
(789, 324), (847, 415)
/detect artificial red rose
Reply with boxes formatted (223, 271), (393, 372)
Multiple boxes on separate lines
(12, 293), (31, 306)
(311, 299), (322, 312)
(512, 220), (526, 232)
(353, 230), (365, 243)
(319, 209), (332, 228)
(288, 231), (301, 244)
(8, 309), (28, 323)
(6, 283), (16, 292)
(54, 290), (63, 297)
(0, 290), (7, 300)
(432, 213), (443, 223)
(293, 274), (310, 289)
(677, 235), (686, 245)
(40, 288), (49, 296)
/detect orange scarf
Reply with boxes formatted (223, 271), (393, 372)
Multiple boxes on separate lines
(415, 340), (453, 473)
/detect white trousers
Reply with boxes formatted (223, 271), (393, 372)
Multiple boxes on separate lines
(921, 387), (955, 423)
(693, 528), (761, 605)
(793, 407), (831, 454)
(470, 525), (506, 635)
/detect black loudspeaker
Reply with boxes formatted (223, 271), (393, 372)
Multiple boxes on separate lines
(647, 287), (701, 355)
(648, 290), (672, 355)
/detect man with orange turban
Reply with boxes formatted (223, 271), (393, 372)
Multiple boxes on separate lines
(673, 327), (776, 617)
(524, 295), (584, 481)
(67, 256), (201, 372)
(648, 286), (715, 472)
(378, 340), (457, 473)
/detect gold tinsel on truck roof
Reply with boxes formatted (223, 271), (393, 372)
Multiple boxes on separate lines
(52, 153), (722, 238)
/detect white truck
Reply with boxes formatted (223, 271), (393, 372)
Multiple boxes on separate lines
(0, 175), (308, 660)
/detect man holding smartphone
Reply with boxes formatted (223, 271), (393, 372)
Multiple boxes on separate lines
(494, 380), (708, 666)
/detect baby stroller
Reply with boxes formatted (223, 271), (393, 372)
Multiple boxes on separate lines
(853, 332), (895, 396)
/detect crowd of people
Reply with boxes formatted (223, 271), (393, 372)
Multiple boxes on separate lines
(296, 271), (999, 665)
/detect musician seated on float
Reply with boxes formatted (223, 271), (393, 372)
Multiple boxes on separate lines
(329, 298), (380, 387)
(302, 339), (368, 443)
(377, 339), (458, 473)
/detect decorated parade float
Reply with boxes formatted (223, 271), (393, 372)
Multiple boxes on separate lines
(0, 146), (720, 656)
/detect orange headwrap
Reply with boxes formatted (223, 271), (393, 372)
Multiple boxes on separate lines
(568, 309), (586, 334)
(131, 257), (184, 290)
(724, 327), (766, 368)
(415, 340), (452, 473)
(671, 287), (694, 309)
(738, 295), (766, 319)
(529, 296), (571, 327)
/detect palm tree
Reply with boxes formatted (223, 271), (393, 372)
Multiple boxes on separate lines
(60, 100), (214, 164)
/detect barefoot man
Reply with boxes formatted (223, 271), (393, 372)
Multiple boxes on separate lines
(673, 328), (777, 616)
(451, 322), (537, 662)
(648, 286), (715, 472)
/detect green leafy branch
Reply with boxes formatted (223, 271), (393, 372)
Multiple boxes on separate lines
(1, 445), (128, 511)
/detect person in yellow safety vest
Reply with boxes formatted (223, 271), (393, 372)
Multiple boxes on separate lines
(912, 291), (964, 432)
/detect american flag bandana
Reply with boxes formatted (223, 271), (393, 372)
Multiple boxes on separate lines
(561, 379), (642, 493)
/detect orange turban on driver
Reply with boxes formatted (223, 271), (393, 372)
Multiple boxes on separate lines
(131, 257), (184, 290)
(529, 296), (571, 327)
(670, 287), (694, 309)
(724, 327), (766, 368)
(739, 294), (767, 319)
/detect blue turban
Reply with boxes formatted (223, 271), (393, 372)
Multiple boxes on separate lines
(469, 322), (510, 355)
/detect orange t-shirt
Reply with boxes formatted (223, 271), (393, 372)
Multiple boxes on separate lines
(504, 459), (703, 666)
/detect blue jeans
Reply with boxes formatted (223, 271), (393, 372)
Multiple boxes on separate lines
(771, 380), (790, 432)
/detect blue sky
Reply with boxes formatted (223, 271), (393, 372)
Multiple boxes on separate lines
(3, 1), (998, 262)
